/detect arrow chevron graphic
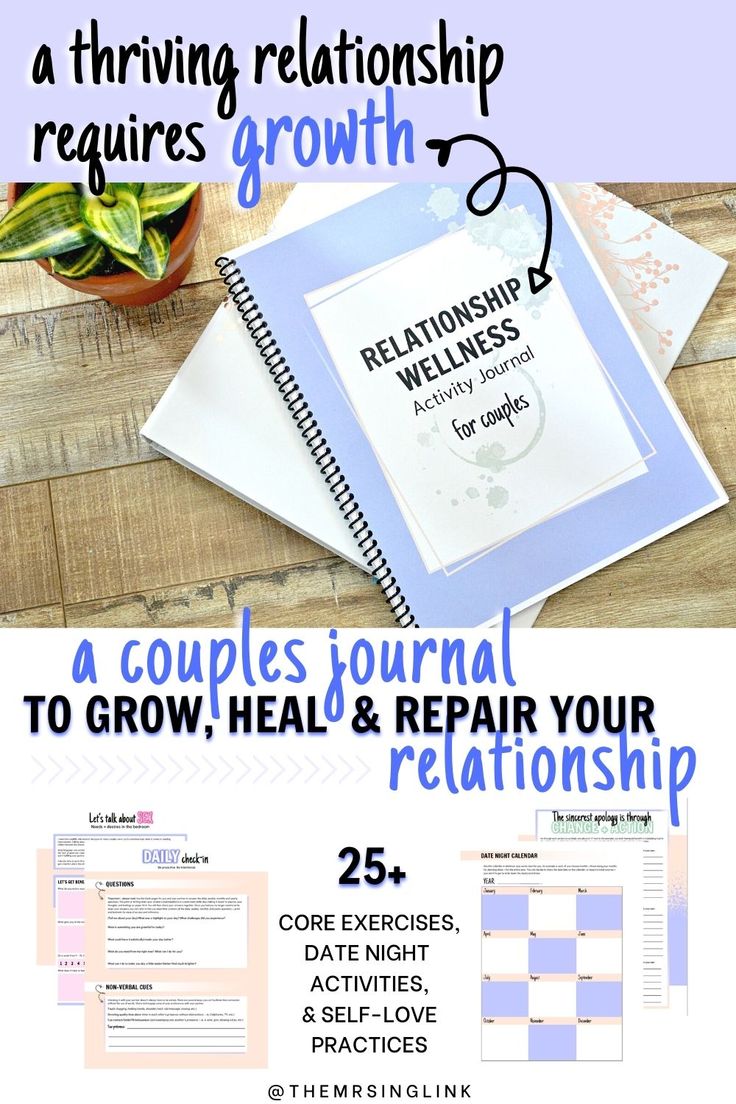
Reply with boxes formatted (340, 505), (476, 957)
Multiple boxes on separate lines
(150, 755), (166, 784)
(322, 755), (337, 785)
(133, 755), (149, 784)
(235, 755), (251, 784)
(200, 758), (217, 785)
(29, 751), (373, 786)
(252, 755), (269, 784)
(184, 754), (200, 784)
(304, 755), (319, 784)
(337, 755), (354, 784)
(47, 755), (63, 784)
(270, 756), (286, 784)
(168, 756), (183, 784)
(355, 756), (371, 784)
(286, 755), (302, 784)
(98, 755), (115, 784)
(81, 754), (97, 784)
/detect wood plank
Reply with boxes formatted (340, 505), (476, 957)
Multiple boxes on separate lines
(537, 358), (736, 627)
(188, 182), (292, 287)
(603, 183), (732, 206)
(65, 558), (393, 629)
(0, 604), (65, 627)
(0, 182), (292, 316)
(666, 358), (736, 486)
(50, 458), (329, 605)
(537, 495), (736, 627)
(0, 482), (61, 614)
(537, 356), (736, 626)
(0, 278), (226, 485)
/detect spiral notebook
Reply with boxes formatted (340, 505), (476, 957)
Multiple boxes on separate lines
(210, 183), (725, 627)
(142, 183), (727, 629)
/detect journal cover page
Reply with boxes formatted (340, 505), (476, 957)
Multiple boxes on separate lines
(306, 216), (651, 569)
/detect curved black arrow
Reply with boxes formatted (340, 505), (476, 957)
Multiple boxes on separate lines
(426, 133), (553, 295)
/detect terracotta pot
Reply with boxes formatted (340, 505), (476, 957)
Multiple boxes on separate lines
(6, 183), (204, 306)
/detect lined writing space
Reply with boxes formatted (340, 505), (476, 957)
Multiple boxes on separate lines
(641, 845), (668, 1007)
(105, 997), (247, 1054)
(105, 894), (249, 970)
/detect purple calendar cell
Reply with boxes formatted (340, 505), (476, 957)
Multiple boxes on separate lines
(576, 981), (622, 1017)
(528, 937), (577, 974)
(482, 980), (529, 1017)
(482, 894), (529, 931)
(576, 893), (622, 931)
(529, 1024), (577, 1061)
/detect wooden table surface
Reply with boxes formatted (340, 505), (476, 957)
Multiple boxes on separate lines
(1, 182), (735, 629)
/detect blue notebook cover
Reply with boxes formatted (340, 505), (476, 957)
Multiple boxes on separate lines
(221, 183), (725, 627)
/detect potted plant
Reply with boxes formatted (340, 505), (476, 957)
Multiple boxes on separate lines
(0, 182), (203, 306)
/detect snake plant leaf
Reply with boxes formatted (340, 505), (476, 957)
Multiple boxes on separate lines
(0, 183), (95, 261)
(110, 226), (170, 280)
(49, 241), (107, 279)
(10, 182), (76, 217)
(80, 185), (143, 254)
(138, 183), (199, 225)
(111, 183), (142, 201)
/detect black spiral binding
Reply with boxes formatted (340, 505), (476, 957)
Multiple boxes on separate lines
(216, 256), (416, 628)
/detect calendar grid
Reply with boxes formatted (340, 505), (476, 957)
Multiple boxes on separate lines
(481, 886), (622, 1062)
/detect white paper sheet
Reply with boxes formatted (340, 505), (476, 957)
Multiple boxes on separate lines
(142, 184), (726, 627)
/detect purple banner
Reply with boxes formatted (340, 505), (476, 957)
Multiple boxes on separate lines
(2, 0), (734, 193)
